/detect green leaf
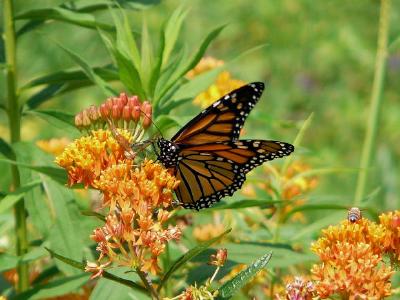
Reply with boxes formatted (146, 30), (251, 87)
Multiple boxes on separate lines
(15, 7), (115, 32)
(81, 210), (106, 222)
(0, 158), (68, 185)
(0, 138), (16, 160)
(55, 41), (116, 96)
(14, 273), (89, 300)
(281, 203), (349, 223)
(158, 97), (192, 115)
(24, 84), (67, 109)
(22, 66), (118, 89)
(162, 6), (188, 67)
(158, 229), (231, 291)
(0, 180), (41, 214)
(217, 252), (272, 299)
(154, 115), (180, 135)
(148, 30), (165, 98)
(0, 252), (19, 272)
(140, 17), (154, 95)
(46, 248), (148, 293)
(26, 109), (76, 127)
(112, 8), (141, 73)
(158, 25), (226, 101)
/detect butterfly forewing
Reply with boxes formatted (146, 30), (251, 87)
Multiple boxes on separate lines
(171, 82), (265, 145)
(175, 140), (294, 210)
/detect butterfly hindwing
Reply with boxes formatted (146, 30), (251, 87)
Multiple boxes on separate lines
(171, 82), (265, 145)
(174, 140), (294, 209)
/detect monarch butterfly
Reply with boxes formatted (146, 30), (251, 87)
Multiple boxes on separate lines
(157, 82), (294, 210)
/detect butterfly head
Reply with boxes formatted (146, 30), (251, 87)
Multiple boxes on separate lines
(157, 138), (179, 168)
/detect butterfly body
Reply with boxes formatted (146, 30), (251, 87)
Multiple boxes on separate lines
(157, 82), (294, 210)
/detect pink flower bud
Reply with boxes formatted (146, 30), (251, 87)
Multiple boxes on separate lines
(88, 105), (99, 121)
(112, 104), (121, 120)
(105, 98), (113, 110)
(127, 95), (140, 108)
(119, 92), (128, 105)
(74, 111), (83, 128)
(100, 103), (110, 119)
(132, 105), (141, 122)
(122, 105), (131, 121)
(142, 101), (152, 129)
(82, 110), (91, 127)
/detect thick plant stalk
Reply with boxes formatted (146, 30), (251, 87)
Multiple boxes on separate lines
(4, 0), (29, 292)
(354, 0), (391, 206)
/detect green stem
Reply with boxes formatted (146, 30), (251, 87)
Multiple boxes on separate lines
(4, 0), (29, 292)
(136, 268), (160, 300)
(354, 0), (391, 206)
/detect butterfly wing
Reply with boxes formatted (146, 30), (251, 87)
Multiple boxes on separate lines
(174, 140), (294, 210)
(171, 82), (265, 145)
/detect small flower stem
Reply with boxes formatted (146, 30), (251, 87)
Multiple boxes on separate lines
(354, 0), (391, 206)
(209, 266), (220, 285)
(4, 0), (29, 292)
(136, 268), (160, 300)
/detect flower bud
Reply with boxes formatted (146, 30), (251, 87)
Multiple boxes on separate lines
(119, 92), (128, 106)
(74, 111), (84, 128)
(132, 105), (141, 122)
(112, 104), (121, 120)
(142, 101), (152, 129)
(82, 110), (91, 127)
(105, 98), (113, 110)
(127, 95), (139, 108)
(209, 248), (227, 267)
(100, 103), (110, 119)
(88, 105), (100, 122)
(122, 105), (131, 121)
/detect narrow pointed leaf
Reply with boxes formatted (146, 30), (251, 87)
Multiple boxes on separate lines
(15, 7), (114, 32)
(0, 138), (16, 160)
(162, 6), (188, 66)
(217, 252), (272, 299)
(14, 274), (89, 300)
(26, 109), (75, 127)
(46, 248), (148, 293)
(158, 25), (226, 100)
(158, 229), (231, 291)
(55, 42), (116, 96)
(0, 180), (41, 214)
(140, 18), (154, 94)
(0, 158), (68, 185)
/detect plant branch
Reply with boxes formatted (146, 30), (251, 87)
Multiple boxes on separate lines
(354, 0), (391, 206)
(136, 268), (160, 300)
(4, 0), (29, 292)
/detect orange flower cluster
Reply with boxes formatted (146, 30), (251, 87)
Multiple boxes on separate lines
(36, 137), (71, 156)
(379, 210), (400, 262)
(56, 94), (182, 278)
(187, 57), (245, 108)
(311, 218), (394, 299)
(55, 129), (132, 187)
(90, 159), (181, 274)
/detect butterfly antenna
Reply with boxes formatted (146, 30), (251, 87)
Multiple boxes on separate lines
(139, 107), (164, 139)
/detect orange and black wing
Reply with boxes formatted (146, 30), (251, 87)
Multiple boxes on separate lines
(171, 82), (265, 145)
(174, 140), (294, 210)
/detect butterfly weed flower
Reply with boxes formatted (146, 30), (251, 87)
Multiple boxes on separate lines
(310, 218), (394, 299)
(186, 57), (245, 108)
(275, 276), (317, 300)
(379, 210), (400, 263)
(36, 137), (71, 156)
(90, 159), (181, 274)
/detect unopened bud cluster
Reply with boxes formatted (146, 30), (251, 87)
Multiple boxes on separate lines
(74, 93), (153, 131)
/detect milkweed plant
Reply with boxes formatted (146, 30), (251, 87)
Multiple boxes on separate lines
(1, 0), (399, 299)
